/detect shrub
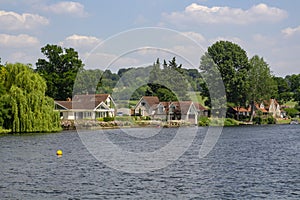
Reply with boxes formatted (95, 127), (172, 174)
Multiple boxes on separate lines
(266, 116), (276, 124)
(103, 117), (115, 122)
(140, 116), (151, 120)
(96, 117), (104, 122)
(253, 116), (262, 124)
(284, 107), (299, 118)
(198, 116), (210, 126)
(224, 118), (239, 126)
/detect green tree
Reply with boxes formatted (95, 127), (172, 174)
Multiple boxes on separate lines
(36, 44), (84, 100)
(247, 55), (277, 121)
(199, 52), (227, 117)
(285, 74), (300, 108)
(147, 57), (190, 101)
(273, 76), (292, 103)
(1, 63), (61, 133)
(206, 41), (250, 106)
(0, 65), (10, 128)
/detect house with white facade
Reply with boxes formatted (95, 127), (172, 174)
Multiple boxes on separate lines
(133, 96), (204, 124)
(55, 94), (116, 120)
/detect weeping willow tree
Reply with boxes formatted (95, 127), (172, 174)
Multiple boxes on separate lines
(1, 63), (61, 133)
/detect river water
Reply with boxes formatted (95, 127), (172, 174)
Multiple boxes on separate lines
(0, 125), (299, 199)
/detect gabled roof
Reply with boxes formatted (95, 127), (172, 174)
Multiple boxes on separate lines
(193, 102), (208, 111)
(232, 107), (249, 112)
(141, 96), (160, 107)
(55, 94), (111, 110)
(170, 101), (196, 115)
(55, 101), (72, 110)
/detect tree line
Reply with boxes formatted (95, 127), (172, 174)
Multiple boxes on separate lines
(1, 41), (300, 132)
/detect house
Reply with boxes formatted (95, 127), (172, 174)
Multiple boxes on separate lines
(133, 96), (202, 124)
(228, 106), (250, 119)
(264, 99), (281, 118)
(228, 99), (283, 120)
(194, 102), (209, 117)
(55, 94), (116, 120)
(133, 96), (160, 117)
(168, 101), (199, 124)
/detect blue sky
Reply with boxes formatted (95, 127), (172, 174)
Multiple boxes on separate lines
(0, 0), (299, 76)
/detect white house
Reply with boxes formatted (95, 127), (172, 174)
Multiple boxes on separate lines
(133, 96), (201, 124)
(133, 96), (160, 117)
(55, 94), (116, 120)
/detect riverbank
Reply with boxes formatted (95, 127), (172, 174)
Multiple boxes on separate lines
(61, 117), (299, 131)
(0, 127), (11, 134)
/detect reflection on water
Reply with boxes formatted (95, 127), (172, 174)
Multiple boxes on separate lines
(0, 125), (299, 199)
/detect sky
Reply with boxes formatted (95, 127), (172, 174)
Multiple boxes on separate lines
(0, 0), (300, 77)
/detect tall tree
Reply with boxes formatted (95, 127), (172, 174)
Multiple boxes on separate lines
(36, 44), (84, 100)
(273, 76), (292, 103)
(1, 63), (61, 133)
(199, 52), (227, 117)
(0, 64), (10, 127)
(247, 55), (277, 121)
(206, 41), (250, 106)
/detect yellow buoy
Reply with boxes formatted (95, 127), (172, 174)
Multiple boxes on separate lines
(56, 149), (63, 156)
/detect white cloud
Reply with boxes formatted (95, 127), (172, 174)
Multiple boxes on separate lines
(162, 3), (287, 26)
(182, 32), (206, 44)
(282, 26), (300, 37)
(41, 1), (88, 17)
(208, 36), (244, 46)
(0, 10), (49, 30)
(60, 34), (101, 49)
(0, 34), (40, 48)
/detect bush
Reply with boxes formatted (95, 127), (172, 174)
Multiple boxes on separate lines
(284, 107), (299, 118)
(96, 117), (104, 122)
(198, 116), (210, 126)
(140, 116), (151, 120)
(266, 116), (276, 124)
(103, 117), (115, 122)
(253, 116), (262, 124)
(224, 118), (239, 126)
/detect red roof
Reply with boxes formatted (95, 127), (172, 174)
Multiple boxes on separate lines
(170, 101), (194, 115)
(232, 107), (249, 112)
(142, 96), (160, 107)
(194, 102), (208, 111)
(55, 94), (110, 110)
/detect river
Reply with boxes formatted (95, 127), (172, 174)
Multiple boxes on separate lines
(0, 125), (299, 199)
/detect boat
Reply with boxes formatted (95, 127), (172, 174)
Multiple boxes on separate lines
(290, 120), (299, 125)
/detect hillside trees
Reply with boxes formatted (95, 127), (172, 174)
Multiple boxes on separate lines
(146, 57), (190, 101)
(36, 44), (84, 100)
(0, 63), (61, 133)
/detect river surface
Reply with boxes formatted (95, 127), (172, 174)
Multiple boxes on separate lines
(0, 125), (299, 199)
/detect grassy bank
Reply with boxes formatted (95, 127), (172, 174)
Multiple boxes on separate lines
(0, 127), (11, 134)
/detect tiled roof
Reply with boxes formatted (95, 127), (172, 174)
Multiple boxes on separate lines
(194, 102), (208, 111)
(170, 101), (194, 115)
(232, 107), (249, 112)
(142, 96), (160, 107)
(55, 94), (110, 110)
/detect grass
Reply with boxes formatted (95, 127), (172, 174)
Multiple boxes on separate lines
(283, 100), (297, 108)
(276, 118), (291, 124)
(0, 127), (11, 134)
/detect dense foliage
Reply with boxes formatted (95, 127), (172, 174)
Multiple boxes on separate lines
(0, 63), (61, 133)
(36, 44), (84, 100)
(205, 41), (250, 106)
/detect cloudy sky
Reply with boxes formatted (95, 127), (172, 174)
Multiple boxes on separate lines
(0, 0), (299, 77)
